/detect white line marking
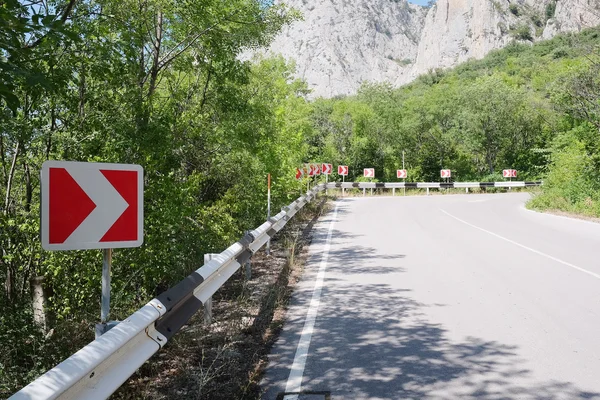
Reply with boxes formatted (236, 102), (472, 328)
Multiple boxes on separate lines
(440, 209), (600, 280)
(283, 203), (339, 400)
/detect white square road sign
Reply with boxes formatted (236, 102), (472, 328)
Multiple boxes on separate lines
(41, 161), (144, 251)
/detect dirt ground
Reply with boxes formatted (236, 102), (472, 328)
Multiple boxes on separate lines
(112, 199), (328, 400)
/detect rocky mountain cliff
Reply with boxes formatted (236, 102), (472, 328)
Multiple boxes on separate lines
(265, 0), (600, 97)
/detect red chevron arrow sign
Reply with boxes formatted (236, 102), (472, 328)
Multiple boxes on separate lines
(364, 168), (375, 178)
(41, 161), (144, 251)
(338, 165), (348, 176)
(397, 169), (407, 179)
(503, 169), (517, 178)
(295, 168), (304, 180)
(441, 169), (452, 178)
(321, 163), (332, 175)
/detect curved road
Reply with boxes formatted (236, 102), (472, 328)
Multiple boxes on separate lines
(261, 193), (600, 400)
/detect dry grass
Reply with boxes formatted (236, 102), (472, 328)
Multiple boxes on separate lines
(111, 198), (328, 400)
(530, 208), (600, 224)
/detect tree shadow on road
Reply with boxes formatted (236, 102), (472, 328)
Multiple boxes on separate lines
(326, 245), (406, 275)
(263, 256), (599, 400)
(262, 198), (599, 400)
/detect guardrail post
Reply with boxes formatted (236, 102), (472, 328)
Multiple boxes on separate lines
(245, 260), (252, 280)
(244, 231), (252, 280)
(466, 187), (469, 193)
(393, 187), (395, 196)
(426, 187), (430, 196)
(362, 188), (365, 197)
(203, 253), (217, 325)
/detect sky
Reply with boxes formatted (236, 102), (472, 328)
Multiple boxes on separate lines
(407, 0), (435, 6)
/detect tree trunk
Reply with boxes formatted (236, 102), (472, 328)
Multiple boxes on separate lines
(148, 11), (163, 98)
(0, 133), (6, 186)
(46, 107), (57, 160)
(5, 264), (14, 302)
(4, 142), (19, 301)
(24, 161), (32, 213)
(30, 276), (48, 332)
(200, 62), (213, 110)
(78, 62), (86, 125)
(4, 141), (19, 216)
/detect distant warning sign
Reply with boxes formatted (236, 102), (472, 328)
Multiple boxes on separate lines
(440, 169), (451, 178)
(397, 169), (407, 179)
(364, 168), (375, 178)
(503, 169), (517, 178)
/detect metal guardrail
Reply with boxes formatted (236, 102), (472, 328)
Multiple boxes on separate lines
(10, 181), (541, 399)
(324, 181), (543, 189)
(11, 186), (321, 400)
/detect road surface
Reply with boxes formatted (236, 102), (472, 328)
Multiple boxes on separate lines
(261, 193), (600, 400)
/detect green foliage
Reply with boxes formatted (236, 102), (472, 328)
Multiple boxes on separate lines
(0, 0), (304, 394)
(531, 13), (543, 28)
(511, 24), (533, 41)
(2, 0), (600, 390)
(546, 1), (557, 20)
(529, 124), (600, 216)
(305, 27), (600, 215)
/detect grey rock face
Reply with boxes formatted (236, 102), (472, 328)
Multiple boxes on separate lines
(265, 0), (427, 97)
(264, 0), (600, 98)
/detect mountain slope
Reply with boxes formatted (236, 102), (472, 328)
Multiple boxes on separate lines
(266, 0), (600, 97)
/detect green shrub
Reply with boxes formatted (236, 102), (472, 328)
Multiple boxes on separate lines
(512, 24), (533, 41)
(529, 126), (600, 217)
(546, 1), (557, 20)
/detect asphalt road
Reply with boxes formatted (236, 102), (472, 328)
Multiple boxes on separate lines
(260, 193), (600, 400)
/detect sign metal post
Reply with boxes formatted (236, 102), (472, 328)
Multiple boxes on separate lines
(338, 165), (348, 196)
(100, 248), (112, 326)
(364, 168), (375, 196)
(403, 151), (406, 197)
(41, 160), (144, 338)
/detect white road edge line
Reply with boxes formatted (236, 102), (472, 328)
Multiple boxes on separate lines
(283, 202), (339, 400)
(440, 208), (600, 280)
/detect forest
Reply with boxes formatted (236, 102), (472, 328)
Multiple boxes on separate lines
(1, 0), (600, 394)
